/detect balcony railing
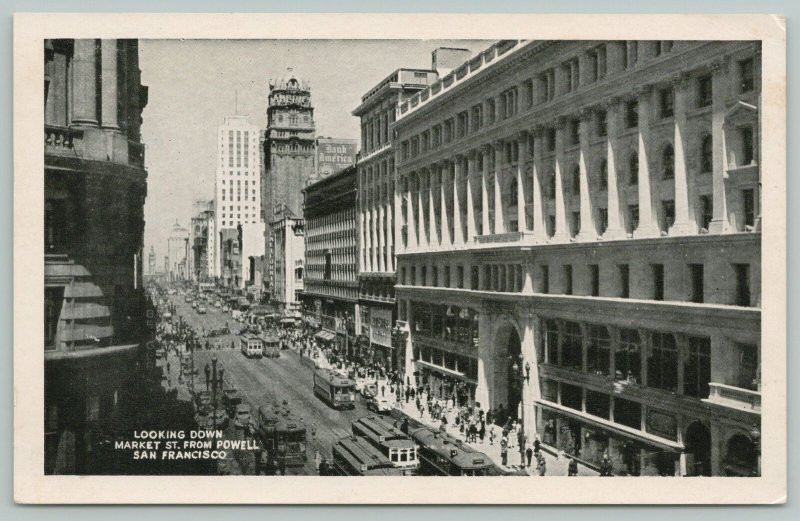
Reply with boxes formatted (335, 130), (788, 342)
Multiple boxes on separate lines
(44, 125), (82, 155)
(705, 382), (761, 412)
(475, 231), (524, 244)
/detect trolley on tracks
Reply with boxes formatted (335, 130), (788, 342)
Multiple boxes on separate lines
(409, 425), (493, 476)
(351, 416), (418, 475)
(331, 435), (404, 476)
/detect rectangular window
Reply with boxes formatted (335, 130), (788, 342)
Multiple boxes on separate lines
(587, 325), (610, 375)
(684, 336), (711, 398)
(628, 205), (639, 234)
(740, 126), (754, 165)
(701, 195), (713, 231)
(546, 128), (556, 152)
(541, 265), (550, 294)
(743, 189), (755, 228)
(599, 208), (608, 234)
(619, 264), (630, 298)
(560, 383), (583, 411)
(486, 99), (496, 124)
(443, 266), (451, 288)
(587, 50), (599, 82)
(625, 100), (639, 129)
(652, 264), (665, 301)
(589, 264), (600, 296)
(690, 263), (704, 303)
(524, 80), (534, 108)
(659, 87), (674, 118)
(421, 266), (427, 286)
(596, 109), (607, 137)
(613, 397), (641, 430)
(648, 332), (678, 392)
(457, 265), (464, 289)
(45, 286), (64, 350)
(570, 211), (580, 237)
(697, 74), (713, 107)
(586, 390), (610, 419)
(471, 266), (479, 290)
(569, 119), (580, 145)
(662, 200), (675, 231)
(736, 343), (759, 390)
(545, 320), (559, 364)
(617, 328), (642, 383)
(739, 57), (755, 93)
(564, 265), (573, 295)
(734, 263), (751, 306)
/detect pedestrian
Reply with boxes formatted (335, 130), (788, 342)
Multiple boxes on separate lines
(441, 415), (448, 431)
(167, 362), (171, 373)
(535, 450), (546, 476)
(381, 385), (385, 397)
(489, 426), (496, 446)
(419, 404), (425, 418)
(479, 420), (486, 442)
(599, 454), (613, 477)
(405, 387), (410, 404)
(314, 450), (321, 473)
(519, 445), (526, 467)
(568, 455), (579, 476)
(501, 445), (508, 467)
(533, 435), (541, 454)
(526, 447), (533, 467)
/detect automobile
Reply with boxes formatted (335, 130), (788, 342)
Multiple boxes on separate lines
(213, 300), (222, 308)
(222, 305), (230, 313)
(191, 301), (198, 309)
(197, 304), (207, 314)
(222, 388), (243, 417)
(234, 404), (252, 429)
(185, 295), (193, 303)
(366, 396), (393, 414)
(362, 383), (379, 399)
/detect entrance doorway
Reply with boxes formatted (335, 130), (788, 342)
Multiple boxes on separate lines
(685, 421), (712, 476)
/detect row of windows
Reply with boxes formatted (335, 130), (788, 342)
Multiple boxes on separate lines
(399, 259), (753, 307)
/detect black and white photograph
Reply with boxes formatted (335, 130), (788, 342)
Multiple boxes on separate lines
(14, 12), (787, 504)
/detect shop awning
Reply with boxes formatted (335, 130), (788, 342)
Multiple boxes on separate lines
(314, 330), (336, 342)
(280, 317), (297, 324)
(535, 400), (683, 452)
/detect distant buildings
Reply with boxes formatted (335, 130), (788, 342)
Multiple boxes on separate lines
(44, 38), (149, 474)
(271, 216), (305, 316)
(167, 221), (189, 281)
(189, 200), (215, 282)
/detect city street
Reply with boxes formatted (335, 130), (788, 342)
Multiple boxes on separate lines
(166, 294), (375, 476)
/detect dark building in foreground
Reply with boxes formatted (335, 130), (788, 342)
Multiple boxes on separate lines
(44, 39), (149, 474)
(301, 165), (359, 359)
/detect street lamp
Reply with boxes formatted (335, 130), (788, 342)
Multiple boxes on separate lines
(750, 424), (761, 476)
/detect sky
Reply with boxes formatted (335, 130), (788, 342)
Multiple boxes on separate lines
(140, 39), (491, 261)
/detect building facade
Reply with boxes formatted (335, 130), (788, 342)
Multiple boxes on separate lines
(44, 38), (149, 474)
(393, 40), (761, 477)
(190, 200), (215, 283)
(214, 114), (262, 283)
(167, 222), (189, 282)
(262, 72), (316, 299)
(302, 165), (359, 358)
(353, 65), (443, 370)
(271, 216), (305, 316)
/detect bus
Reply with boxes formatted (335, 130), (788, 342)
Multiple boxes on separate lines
(351, 416), (419, 475)
(313, 368), (356, 409)
(240, 334), (263, 359)
(409, 425), (494, 476)
(255, 402), (307, 468)
(331, 436), (404, 476)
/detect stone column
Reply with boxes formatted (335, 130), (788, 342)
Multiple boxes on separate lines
(576, 109), (595, 241)
(603, 98), (626, 239)
(466, 152), (477, 241)
(406, 175), (417, 251)
(670, 72), (695, 235)
(377, 175), (386, 272)
(439, 161), (450, 246)
(475, 312), (495, 410)
(633, 86), (660, 238)
(71, 39), (99, 126)
(709, 60), (730, 234)
(429, 167), (439, 246)
(520, 314), (540, 437)
(517, 132), (529, 232)
(553, 118), (570, 241)
(493, 141), (505, 234)
(481, 147), (491, 235)
(100, 39), (119, 129)
(417, 171), (427, 247)
(531, 127), (547, 241)
(452, 156), (464, 246)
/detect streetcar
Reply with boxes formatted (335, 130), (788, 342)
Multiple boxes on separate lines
(255, 402), (308, 467)
(239, 334), (264, 359)
(409, 425), (494, 476)
(262, 335), (280, 358)
(351, 416), (419, 475)
(313, 368), (356, 409)
(330, 436), (404, 476)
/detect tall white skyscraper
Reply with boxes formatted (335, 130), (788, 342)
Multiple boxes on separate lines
(214, 114), (264, 281)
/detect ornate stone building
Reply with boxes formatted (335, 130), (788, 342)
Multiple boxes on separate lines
(393, 40), (761, 477)
(262, 72), (316, 300)
(44, 39), (149, 474)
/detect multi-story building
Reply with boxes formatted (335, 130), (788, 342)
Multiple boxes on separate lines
(190, 200), (215, 283)
(271, 215), (305, 316)
(44, 38), (149, 474)
(148, 246), (156, 275)
(214, 114), (263, 284)
(219, 227), (242, 289)
(393, 40), (761, 477)
(352, 55), (456, 370)
(302, 165), (359, 357)
(262, 71), (316, 299)
(167, 221), (189, 282)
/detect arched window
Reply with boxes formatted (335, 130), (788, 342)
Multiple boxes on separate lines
(662, 144), (675, 179)
(629, 152), (639, 185)
(701, 134), (713, 173)
(598, 159), (608, 190)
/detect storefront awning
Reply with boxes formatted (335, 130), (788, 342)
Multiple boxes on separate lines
(536, 400), (683, 452)
(314, 330), (336, 342)
(280, 317), (297, 324)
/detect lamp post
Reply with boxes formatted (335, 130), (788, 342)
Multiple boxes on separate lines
(205, 355), (225, 432)
(750, 424), (761, 476)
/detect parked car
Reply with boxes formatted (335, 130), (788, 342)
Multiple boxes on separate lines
(197, 304), (207, 314)
(366, 396), (393, 414)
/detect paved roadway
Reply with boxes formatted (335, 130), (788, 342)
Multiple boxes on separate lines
(168, 294), (376, 476)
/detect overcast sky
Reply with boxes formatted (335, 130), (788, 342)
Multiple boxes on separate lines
(140, 39), (490, 261)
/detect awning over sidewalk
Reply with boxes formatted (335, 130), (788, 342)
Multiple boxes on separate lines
(314, 330), (336, 342)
